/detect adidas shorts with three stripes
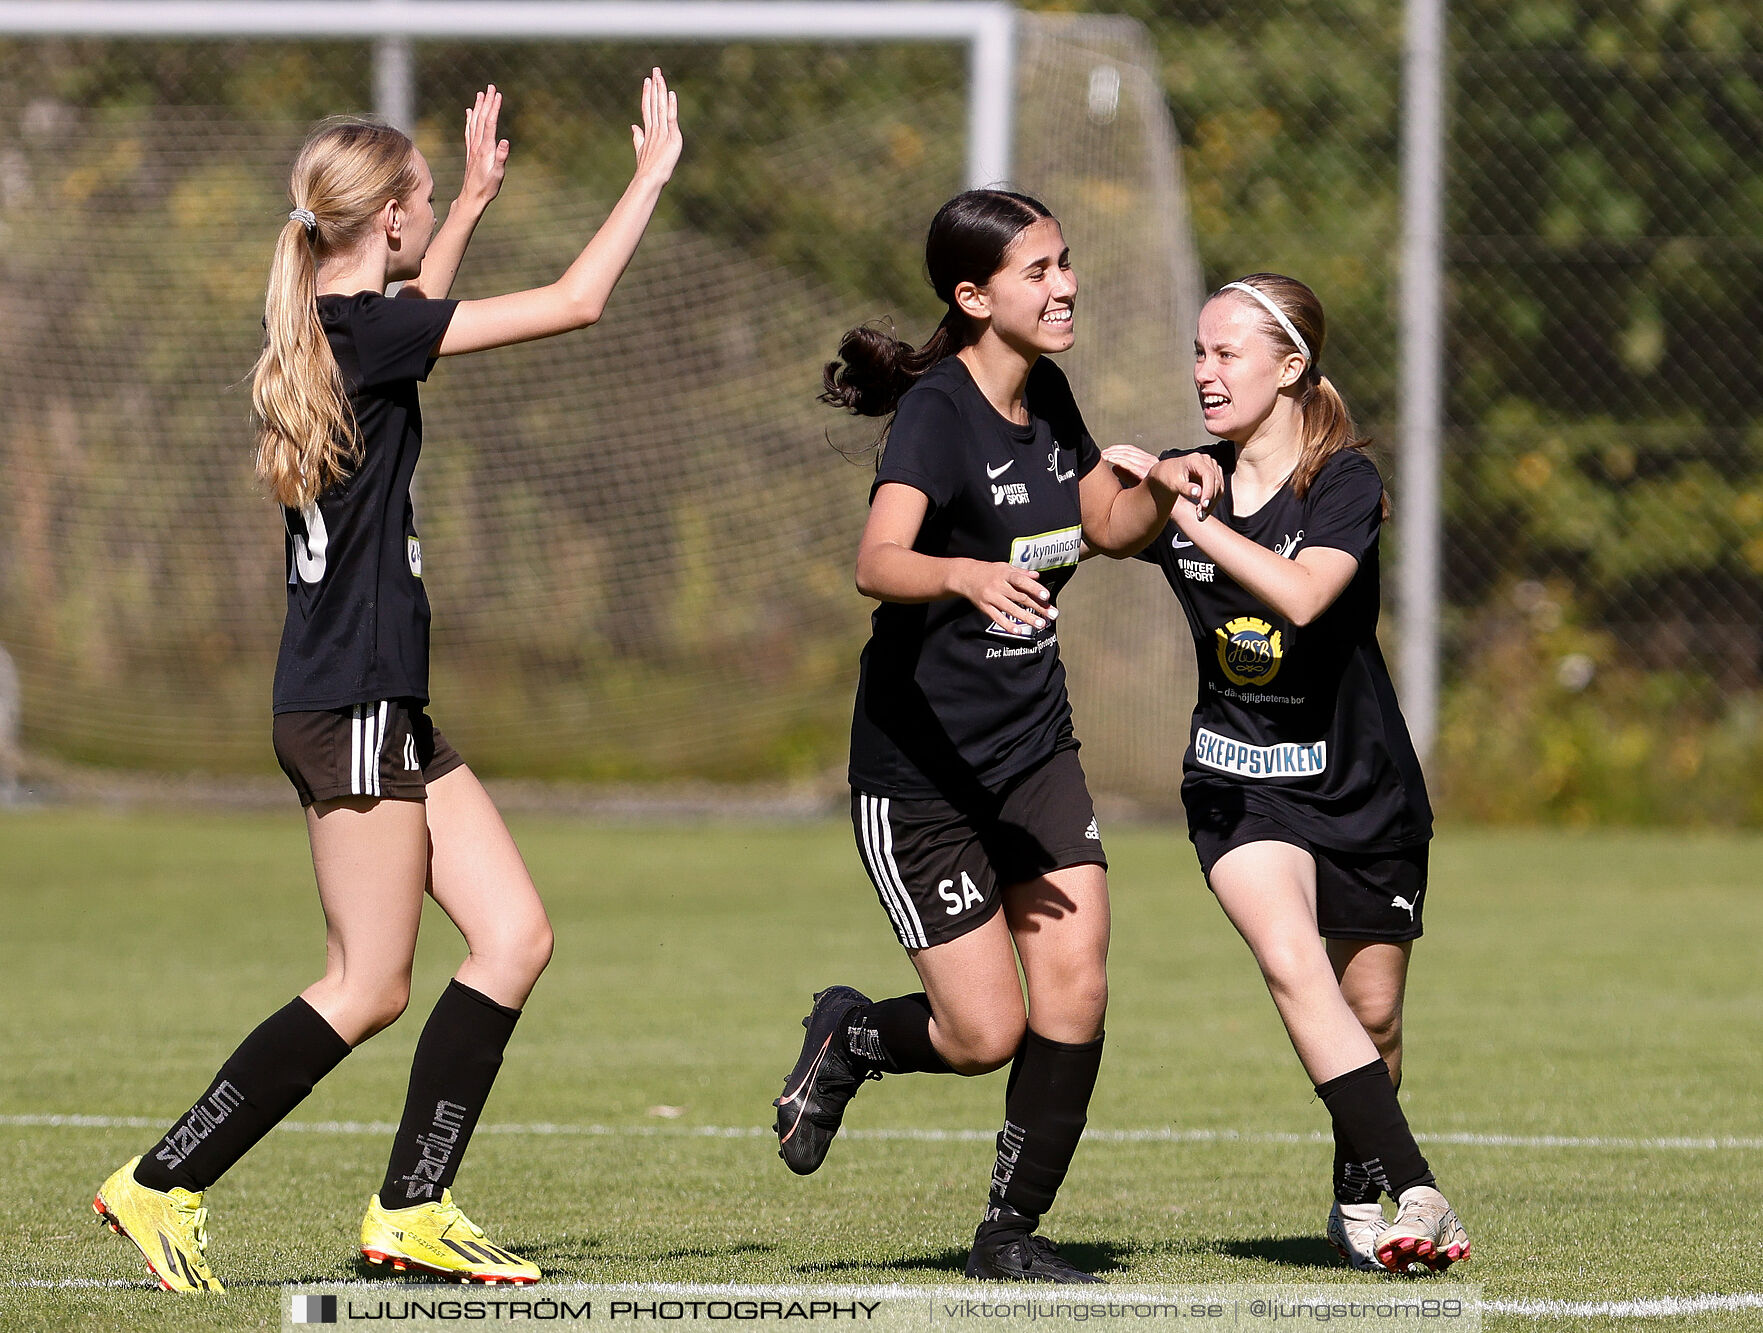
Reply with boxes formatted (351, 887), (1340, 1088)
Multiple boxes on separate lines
(851, 748), (1107, 951)
(273, 698), (464, 807)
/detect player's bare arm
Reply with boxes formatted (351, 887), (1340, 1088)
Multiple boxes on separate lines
(856, 481), (1051, 636)
(438, 69), (682, 354)
(400, 85), (510, 301)
(1078, 444), (1221, 558)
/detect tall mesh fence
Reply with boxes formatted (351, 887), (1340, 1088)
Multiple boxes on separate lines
(5, 3), (1761, 824)
(1154, 0), (1763, 825)
(0, 16), (1203, 796)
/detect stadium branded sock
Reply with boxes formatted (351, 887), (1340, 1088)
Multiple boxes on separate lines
(379, 980), (521, 1207)
(1333, 1069), (1400, 1204)
(1315, 1059), (1433, 1200)
(133, 997), (351, 1193)
(977, 1029), (1104, 1240)
(845, 994), (953, 1074)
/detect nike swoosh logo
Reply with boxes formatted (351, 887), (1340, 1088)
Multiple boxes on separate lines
(1170, 533), (1194, 549)
(986, 460), (1014, 479)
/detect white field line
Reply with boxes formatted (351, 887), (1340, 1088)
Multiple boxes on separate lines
(1482, 1293), (1763, 1318)
(5, 1113), (1762, 1151)
(13, 1277), (1763, 1317)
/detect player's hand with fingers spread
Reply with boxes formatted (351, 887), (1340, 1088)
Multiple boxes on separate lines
(631, 67), (683, 185)
(459, 85), (510, 211)
(953, 560), (1055, 637)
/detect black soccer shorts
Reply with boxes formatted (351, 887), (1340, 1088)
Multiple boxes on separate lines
(1189, 807), (1427, 942)
(272, 698), (465, 807)
(850, 748), (1108, 951)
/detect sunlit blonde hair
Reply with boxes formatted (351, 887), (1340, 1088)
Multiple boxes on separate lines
(1215, 272), (1388, 519)
(252, 117), (421, 510)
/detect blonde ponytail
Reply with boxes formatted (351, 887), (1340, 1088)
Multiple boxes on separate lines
(1217, 273), (1389, 520)
(251, 117), (421, 510)
(1293, 374), (1387, 520)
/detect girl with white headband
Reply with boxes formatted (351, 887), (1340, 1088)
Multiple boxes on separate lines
(1103, 273), (1470, 1275)
(94, 75), (682, 1292)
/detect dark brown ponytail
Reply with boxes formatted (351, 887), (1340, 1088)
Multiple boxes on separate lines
(821, 189), (1056, 448)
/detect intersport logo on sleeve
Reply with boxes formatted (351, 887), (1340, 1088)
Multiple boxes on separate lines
(1009, 526), (1082, 572)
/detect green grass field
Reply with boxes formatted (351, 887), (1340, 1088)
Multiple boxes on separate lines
(2, 810), (1760, 1331)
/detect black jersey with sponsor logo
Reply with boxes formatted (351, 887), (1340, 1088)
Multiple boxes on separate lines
(1136, 443), (1432, 850)
(272, 292), (458, 713)
(849, 355), (1101, 800)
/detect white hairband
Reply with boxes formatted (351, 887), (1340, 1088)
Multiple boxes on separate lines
(289, 208), (317, 233)
(1222, 280), (1310, 367)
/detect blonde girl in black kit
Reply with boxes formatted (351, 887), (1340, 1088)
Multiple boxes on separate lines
(94, 75), (681, 1291)
(1107, 274), (1470, 1274)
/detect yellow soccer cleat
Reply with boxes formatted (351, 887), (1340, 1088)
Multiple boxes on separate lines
(360, 1189), (539, 1285)
(93, 1156), (225, 1293)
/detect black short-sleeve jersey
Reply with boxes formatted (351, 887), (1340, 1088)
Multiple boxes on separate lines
(1135, 443), (1432, 850)
(271, 291), (458, 713)
(848, 355), (1101, 801)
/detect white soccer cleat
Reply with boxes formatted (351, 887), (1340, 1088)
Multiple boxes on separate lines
(1327, 1200), (1389, 1272)
(1376, 1185), (1470, 1273)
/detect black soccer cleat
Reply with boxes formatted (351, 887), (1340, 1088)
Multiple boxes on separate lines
(965, 1230), (1102, 1284)
(773, 986), (878, 1176)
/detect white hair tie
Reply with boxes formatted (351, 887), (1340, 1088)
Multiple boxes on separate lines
(289, 208), (317, 234)
(1222, 280), (1310, 367)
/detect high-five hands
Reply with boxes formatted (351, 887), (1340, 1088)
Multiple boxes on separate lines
(632, 67), (683, 184)
(460, 85), (510, 211)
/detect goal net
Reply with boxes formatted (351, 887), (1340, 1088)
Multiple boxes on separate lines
(0, 14), (1204, 799)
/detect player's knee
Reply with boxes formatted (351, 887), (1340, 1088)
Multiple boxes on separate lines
(1255, 937), (1327, 995)
(521, 918), (555, 981)
(1355, 1001), (1403, 1056)
(480, 915), (552, 986)
(345, 977), (411, 1037)
(942, 1013), (1027, 1074)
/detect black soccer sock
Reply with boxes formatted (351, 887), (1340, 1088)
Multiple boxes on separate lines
(1316, 1059), (1433, 1200)
(844, 994), (954, 1074)
(379, 980), (521, 1207)
(133, 997), (351, 1193)
(978, 1029), (1104, 1239)
(1332, 1068), (1399, 1204)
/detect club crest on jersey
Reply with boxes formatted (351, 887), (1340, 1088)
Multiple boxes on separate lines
(406, 536), (423, 578)
(1216, 616), (1283, 687)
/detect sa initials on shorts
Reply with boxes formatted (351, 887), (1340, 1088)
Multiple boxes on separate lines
(938, 871), (984, 916)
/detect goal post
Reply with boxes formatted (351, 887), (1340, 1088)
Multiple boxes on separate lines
(0, 1), (1019, 189)
(0, 6), (1206, 800)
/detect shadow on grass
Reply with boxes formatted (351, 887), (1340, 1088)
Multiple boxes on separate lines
(1214, 1236), (1342, 1269)
(800, 1240), (1133, 1280)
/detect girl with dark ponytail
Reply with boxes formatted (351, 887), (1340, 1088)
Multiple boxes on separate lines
(777, 189), (1222, 1283)
(1108, 275), (1470, 1275)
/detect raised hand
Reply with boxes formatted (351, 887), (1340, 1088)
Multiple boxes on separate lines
(460, 85), (510, 211)
(631, 68), (683, 184)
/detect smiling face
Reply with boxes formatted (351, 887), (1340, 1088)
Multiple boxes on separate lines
(1193, 293), (1307, 439)
(963, 218), (1077, 356)
(385, 149), (437, 281)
